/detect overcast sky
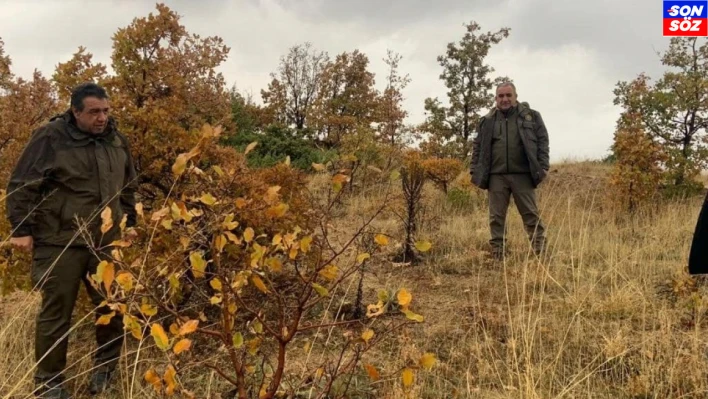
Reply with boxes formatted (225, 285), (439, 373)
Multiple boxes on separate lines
(0, 0), (672, 162)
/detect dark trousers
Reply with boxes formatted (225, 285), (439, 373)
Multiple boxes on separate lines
(488, 174), (546, 254)
(31, 245), (124, 384)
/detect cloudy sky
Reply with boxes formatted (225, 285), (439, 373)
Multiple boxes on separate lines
(0, 0), (671, 162)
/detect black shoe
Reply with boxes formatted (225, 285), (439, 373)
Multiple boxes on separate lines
(88, 370), (113, 395)
(35, 382), (70, 399)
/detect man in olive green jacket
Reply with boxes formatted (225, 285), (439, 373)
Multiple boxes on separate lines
(470, 82), (549, 260)
(6, 83), (138, 398)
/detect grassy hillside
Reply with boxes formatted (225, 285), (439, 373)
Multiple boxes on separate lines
(1, 161), (707, 398)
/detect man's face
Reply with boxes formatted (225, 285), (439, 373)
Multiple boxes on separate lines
(495, 85), (517, 111)
(73, 96), (110, 134)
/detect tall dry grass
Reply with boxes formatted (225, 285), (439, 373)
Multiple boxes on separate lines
(1, 161), (707, 398)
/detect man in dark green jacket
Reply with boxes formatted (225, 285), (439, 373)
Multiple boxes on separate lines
(470, 82), (549, 260)
(6, 83), (138, 398)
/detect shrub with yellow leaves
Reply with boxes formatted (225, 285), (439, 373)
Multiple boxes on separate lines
(82, 124), (434, 398)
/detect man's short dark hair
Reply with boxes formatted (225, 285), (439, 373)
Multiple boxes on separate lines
(70, 82), (108, 111)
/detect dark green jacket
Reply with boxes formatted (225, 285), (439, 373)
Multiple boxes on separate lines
(5, 111), (138, 247)
(489, 105), (531, 175)
(470, 102), (550, 190)
(689, 191), (708, 274)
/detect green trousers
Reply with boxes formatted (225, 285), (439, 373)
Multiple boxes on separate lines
(488, 174), (546, 254)
(31, 245), (124, 384)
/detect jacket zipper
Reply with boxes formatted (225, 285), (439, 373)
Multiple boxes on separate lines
(505, 117), (509, 174)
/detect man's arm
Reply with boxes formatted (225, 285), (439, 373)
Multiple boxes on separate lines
(5, 129), (55, 238)
(119, 135), (138, 228)
(470, 118), (485, 174)
(535, 111), (550, 171)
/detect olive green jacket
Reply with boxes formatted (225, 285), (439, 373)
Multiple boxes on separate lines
(6, 111), (137, 247)
(471, 102), (550, 190)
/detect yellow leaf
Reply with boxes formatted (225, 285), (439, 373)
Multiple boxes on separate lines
(228, 302), (238, 315)
(210, 295), (222, 305)
(213, 165), (225, 177)
(151, 206), (169, 222)
(319, 265), (339, 281)
(364, 364), (380, 381)
(233, 332), (244, 348)
(225, 231), (241, 244)
(102, 262), (115, 293)
(312, 283), (329, 297)
(356, 253), (370, 264)
(252, 319), (263, 334)
(244, 227), (255, 243)
(390, 170), (401, 180)
(210, 278), (223, 291)
(101, 206), (113, 234)
(415, 240), (432, 252)
(92, 260), (107, 286)
(190, 251), (207, 279)
(222, 214), (239, 230)
(361, 329), (374, 343)
(264, 185), (281, 203)
(300, 236), (313, 253)
(172, 153), (189, 176)
(161, 218), (173, 230)
(402, 368), (414, 388)
(179, 320), (199, 336)
(215, 234), (227, 252)
(116, 272), (133, 292)
(235, 197), (248, 209)
(123, 315), (142, 340)
(266, 257), (283, 273)
(144, 368), (162, 392)
(120, 214), (127, 231)
(397, 288), (412, 308)
(244, 141), (258, 155)
(419, 353), (437, 370)
(250, 243), (265, 268)
(170, 323), (180, 336)
(289, 247), (299, 260)
(109, 240), (132, 248)
(272, 234), (283, 246)
(199, 193), (217, 206)
(180, 236), (191, 250)
(96, 311), (115, 326)
(402, 308), (424, 322)
(248, 337), (262, 355)
(151, 323), (171, 351)
(312, 163), (325, 172)
(136, 202), (144, 218)
(164, 364), (177, 395)
(173, 339), (192, 355)
(366, 301), (385, 318)
(374, 234), (389, 246)
(266, 203), (289, 218)
(251, 275), (269, 294)
(140, 303), (158, 317)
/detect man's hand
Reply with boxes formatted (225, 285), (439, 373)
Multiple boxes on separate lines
(10, 236), (33, 252)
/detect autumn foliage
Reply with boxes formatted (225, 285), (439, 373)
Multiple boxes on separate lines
(0, 4), (441, 397)
(609, 113), (667, 213)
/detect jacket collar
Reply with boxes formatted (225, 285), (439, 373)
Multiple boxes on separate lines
(51, 110), (117, 143)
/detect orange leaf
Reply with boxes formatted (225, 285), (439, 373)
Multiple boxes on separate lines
(179, 320), (199, 336)
(365, 364), (380, 381)
(173, 338), (192, 355)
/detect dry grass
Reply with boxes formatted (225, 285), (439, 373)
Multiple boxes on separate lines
(2, 161), (708, 398)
